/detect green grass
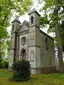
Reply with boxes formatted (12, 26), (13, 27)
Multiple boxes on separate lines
(0, 69), (64, 85)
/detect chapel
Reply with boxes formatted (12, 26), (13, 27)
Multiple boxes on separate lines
(9, 9), (55, 74)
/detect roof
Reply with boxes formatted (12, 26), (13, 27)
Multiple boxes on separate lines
(22, 20), (29, 27)
(40, 30), (54, 40)
(28, 8), (40, 16)
(18, 20), (29, 32)
(12, 18), (21, 24)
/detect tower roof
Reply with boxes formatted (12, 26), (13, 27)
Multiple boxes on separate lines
(28, 8), (40, 16)
(12, 18), (21, 24)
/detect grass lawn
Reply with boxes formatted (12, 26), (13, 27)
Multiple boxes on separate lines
(0, 69), (64, 85)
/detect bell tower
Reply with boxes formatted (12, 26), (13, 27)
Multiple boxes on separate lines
(29, 8), (40, 27)
(9, 18), (21, 68)
(28, 9), (41, 74)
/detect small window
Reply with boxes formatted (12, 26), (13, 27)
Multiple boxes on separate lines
(31, 16), (34, 24)
(45, 37), (48, 50)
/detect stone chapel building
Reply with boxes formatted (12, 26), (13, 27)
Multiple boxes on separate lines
(9, 9), (55, 74)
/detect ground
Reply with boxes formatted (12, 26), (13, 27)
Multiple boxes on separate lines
(0, 69), (64, 85)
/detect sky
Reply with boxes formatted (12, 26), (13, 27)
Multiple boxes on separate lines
(7, 0), (45, 34)
(7, 0), (54, 37)
(19, 0), (44, 22)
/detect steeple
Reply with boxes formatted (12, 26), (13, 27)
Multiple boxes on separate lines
(12, 18), (21, 32)
(28, 8), (40, 27)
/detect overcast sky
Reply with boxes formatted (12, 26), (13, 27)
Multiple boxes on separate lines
(7, 0), (44, 33)
(7, 0), (54, 37)
(19, 0), (44, 22)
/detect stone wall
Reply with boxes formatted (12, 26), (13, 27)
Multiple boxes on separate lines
(40, 31), (55, 68)
(40, 66), (56, 73)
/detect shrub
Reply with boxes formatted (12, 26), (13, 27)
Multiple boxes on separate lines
(0, 55), (3, 62)
(3, 59), (9, 68)
(12, 59), (31, 81)
(0, 58), (9, 68)
(0, 61), (5, 68)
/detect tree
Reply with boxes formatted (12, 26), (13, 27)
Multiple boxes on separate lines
(0, 0), (32, 58)
(0, 0), (32, 38)
(39, 0), (64, 72)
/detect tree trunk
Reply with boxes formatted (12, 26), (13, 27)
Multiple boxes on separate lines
(55, 0), (63, 72)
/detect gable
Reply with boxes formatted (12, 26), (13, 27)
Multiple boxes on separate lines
(18, 21), (29, 33)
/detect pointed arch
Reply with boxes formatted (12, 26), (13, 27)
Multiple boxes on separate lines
(21, 48), (26, 60)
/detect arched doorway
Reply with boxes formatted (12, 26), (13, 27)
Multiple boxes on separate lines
(21, 49), (26, 60)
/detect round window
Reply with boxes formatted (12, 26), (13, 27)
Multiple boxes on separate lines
(21, 37), (26, 45)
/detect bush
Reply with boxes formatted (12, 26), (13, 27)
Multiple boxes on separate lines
(12, 59), (31, 82)
(0, 58), (9, 68)
(0, 56), (3, 62)
(3, 59), (9, 68)
(0, 61), (5, 68)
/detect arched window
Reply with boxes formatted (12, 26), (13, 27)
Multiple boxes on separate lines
(31, 16), (34, 24)
(45, 37), (48, 50)
(21, 49), (26, 60)
(30, 50), (34, 62)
